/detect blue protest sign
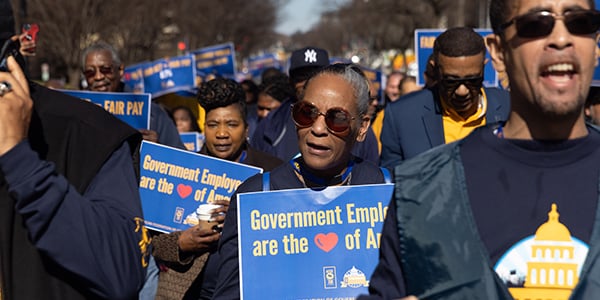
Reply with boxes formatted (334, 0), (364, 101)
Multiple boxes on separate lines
(593, 4), (600, 88)
(247, 53), (283, 78)
(593, 66), (600, 87)
(361, 66), (384, 104)
(141, 54), (196, 98)
(414, 29), (499, 87)
(593, 0), (600, 85)
(123, 61), (148, 93)
(191, 43), (237, 82)
(238, 184), (394, 299)
(139, 141), (261, 233)
(61, 90), (150, 129)
(179, 132), (205, 152)
(591, 0), (600, 86)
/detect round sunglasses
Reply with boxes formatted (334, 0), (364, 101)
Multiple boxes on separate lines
(500, 10), (600, 38)
(291, 101), (357, 134)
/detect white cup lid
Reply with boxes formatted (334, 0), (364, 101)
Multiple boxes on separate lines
(196, 204), (223, 216)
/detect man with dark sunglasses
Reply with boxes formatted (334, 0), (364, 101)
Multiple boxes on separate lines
(379, 27), (510, 169)
(82, 42), (185, 150)
(363, 0), (600, 299)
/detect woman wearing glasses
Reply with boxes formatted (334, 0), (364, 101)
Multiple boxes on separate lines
(211, 64), (389, 299)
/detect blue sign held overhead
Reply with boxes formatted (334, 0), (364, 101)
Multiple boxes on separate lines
(179, 132), (205, 152)
(140, 54), (196, 98)
(247, 53), (283, 79)
(360, 66), (384, 105)
(61, 89), (151, 129)
(414, 29), (499, 88)
(237, 184), (394, 299)
(123, 61), (149, 93)
(596, 0), (600, 83)
(192, 43), (237, 83)
(593, 65), (600, 87)
(593, 0), (600, 87)
(139, 141), (261, 233)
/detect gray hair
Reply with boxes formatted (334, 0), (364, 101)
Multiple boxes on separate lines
(302, 63), (370, 116)
(81, 41), (121, 69)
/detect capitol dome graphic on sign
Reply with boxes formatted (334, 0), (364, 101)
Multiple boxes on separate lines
(340, 266), (368, 288)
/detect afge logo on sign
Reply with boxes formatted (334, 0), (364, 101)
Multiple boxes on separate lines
(323, 266), (337, 289)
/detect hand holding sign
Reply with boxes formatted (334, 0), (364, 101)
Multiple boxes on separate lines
(139, 129), (159, 143)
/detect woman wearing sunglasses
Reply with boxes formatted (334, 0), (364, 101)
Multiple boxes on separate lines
(211, 63), (390, 299)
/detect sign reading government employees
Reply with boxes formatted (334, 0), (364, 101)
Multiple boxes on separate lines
(237, 184), (394, 300)
(140, 141), (262, 233)
(62, 89), (151, 130)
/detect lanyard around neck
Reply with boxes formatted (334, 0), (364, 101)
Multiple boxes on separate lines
(289, 156), (354, 187)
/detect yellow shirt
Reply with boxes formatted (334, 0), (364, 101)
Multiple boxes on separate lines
(371, 109), (385, 154)
(154, 93), (206, 132)
(440, 89), (488, 144)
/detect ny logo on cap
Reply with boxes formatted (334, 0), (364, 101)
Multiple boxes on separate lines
(304, 49), (317, 63)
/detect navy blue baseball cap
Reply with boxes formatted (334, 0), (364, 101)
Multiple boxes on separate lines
(289, 47), (329, 84)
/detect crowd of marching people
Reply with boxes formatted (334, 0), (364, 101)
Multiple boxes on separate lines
(2, 0), (600, 299)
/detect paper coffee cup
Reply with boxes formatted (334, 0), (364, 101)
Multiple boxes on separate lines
(196, 204), (223, 221)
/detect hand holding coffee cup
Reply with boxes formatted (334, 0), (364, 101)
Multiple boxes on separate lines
(196, 203), (224, 232)
(178, 203), (227, 253)
(207, 199), (229, 225)
(177, 225), (220, 253)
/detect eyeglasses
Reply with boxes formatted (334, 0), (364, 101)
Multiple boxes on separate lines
(500, 10), (600, 38)
(291, 101), (356, 134)
(440, 75), (484, 91)
(83, 66), (115, 78)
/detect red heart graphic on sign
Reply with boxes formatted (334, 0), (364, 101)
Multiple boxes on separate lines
(177, 184), (192, 199)
(314, 233), (338, 252)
